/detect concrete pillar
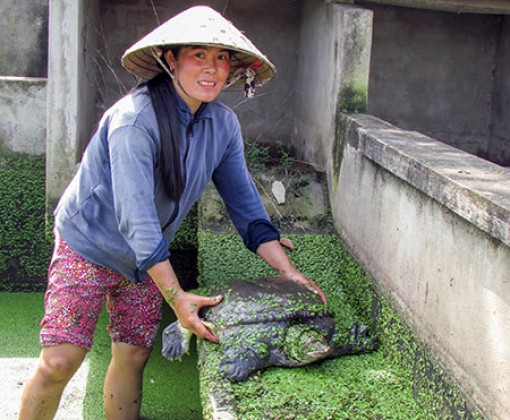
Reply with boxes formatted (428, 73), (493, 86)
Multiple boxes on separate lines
(46, 0), (84, 211)
(293, 1), (373, 171)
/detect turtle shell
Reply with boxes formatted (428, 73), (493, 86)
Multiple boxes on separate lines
(200, 277), (329, 328)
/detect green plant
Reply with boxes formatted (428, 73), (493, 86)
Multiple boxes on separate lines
(0, 153), (52, 291)
(275, 140), (295, 170)
(244, 138), (270, 170)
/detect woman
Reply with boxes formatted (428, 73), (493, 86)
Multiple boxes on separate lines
(19, 6), (326, 419)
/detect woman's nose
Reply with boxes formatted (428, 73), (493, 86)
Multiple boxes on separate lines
(203, 56), (217, 71)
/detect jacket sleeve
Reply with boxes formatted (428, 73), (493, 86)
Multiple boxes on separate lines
(108, 125), (170, 271)
(212, 122), (280, 252)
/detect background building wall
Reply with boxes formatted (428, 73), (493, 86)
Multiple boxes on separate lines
(0, 78), (47, 155)
(490, 16), (510, 164)
(366, 4), (510, 166)
(0, 0), (48, 156)
(86, 0), (300, 157)
(0, 0), (48, 77)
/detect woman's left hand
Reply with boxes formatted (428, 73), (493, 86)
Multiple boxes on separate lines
(256, 238), (328, 305)
(280, 269), (328, 306)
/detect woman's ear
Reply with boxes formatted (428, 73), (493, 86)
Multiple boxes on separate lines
(163, 50), (177, 72)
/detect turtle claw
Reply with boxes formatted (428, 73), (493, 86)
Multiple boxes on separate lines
(350, 323), (379, 353)
(220, 347), (265, 382)
(220, 359), (251, 382)
(329, 323), (379, 358)
(162, 321), (193, 361)
(220, 355), (257, 382)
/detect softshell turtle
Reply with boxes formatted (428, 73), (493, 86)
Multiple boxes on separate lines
(162, 277), (377, 382)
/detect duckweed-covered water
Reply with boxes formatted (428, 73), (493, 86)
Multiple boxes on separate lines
(197, 233), (479, 419)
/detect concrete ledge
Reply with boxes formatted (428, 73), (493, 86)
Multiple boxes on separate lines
(346, 0), (510, 14)
(342, 113), (510, 247)
(0, 76), (47, 155)
(332, 112), (510, 419)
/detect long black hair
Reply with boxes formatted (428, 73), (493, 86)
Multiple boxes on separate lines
(147, 71), (183, 200)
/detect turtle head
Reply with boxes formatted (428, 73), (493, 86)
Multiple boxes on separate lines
(284, 324), (331, 366)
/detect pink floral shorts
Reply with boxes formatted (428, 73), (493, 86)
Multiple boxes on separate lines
(40, 232), (163, 350)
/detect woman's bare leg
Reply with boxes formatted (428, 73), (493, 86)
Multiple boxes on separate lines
(103, 341), (152, 420)
(18, 344), (87, 419)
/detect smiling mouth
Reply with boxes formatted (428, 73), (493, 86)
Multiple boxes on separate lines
(198, 81), (216, 87)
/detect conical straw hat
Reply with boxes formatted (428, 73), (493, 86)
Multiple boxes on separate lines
(121, 6), (276, 89)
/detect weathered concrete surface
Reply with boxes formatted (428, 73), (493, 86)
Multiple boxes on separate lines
(45, 0), (101, 210)
(293, 1), (373, 170)
(95, 0), (300, 144)
(0, 1), (48, 77)
(490, 16), (510, 165)
(0, 77), (47, 155)
(331, 112), (510, 419)
(199, 163), (333, 235)
(366, 4), (510, 165)
(0, 0), (48, 157)
(350, 0), (510, 14)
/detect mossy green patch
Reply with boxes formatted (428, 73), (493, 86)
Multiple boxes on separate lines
(0, 151), (198, 291)
(232, 352), (437, 420)
(0, 154), (53, 292)
(79, 305), (203, 419)
(0, 292), (45, 357)
(170, 204), (198, 251)
(338, 85), (368, 114)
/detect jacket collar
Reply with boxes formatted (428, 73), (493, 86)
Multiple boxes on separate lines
(171, 86), (213, 124)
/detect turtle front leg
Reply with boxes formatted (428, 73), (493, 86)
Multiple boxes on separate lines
(218, 326), (271, 382)
(220, 343), (268, 382)
(161, 321), (193, 361)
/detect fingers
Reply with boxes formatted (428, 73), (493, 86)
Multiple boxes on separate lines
(175, 293), (223, 343)
(304, 280), (328, 306)
(180, 315), (219, 343)
(196, 321), (219, 343)
(191, 296), (223, 342)
(201, 294), (223, 307)
(280, 237), (295, 250)
(314, 287), (328, 306)
(288, 273), (328, 306)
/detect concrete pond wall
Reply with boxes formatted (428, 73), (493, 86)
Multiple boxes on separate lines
(294, 1), (510, 418)
(365, 2), (510, 166)
(333, 113), (510, 419)
(0, 77), (47, 155)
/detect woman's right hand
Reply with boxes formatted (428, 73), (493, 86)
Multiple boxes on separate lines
(148, 260), (222, 343)
(171, 291), (223, 343)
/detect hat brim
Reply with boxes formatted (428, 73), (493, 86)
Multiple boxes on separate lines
(122, 43), (276, 88)
(120, 6), (276, 88)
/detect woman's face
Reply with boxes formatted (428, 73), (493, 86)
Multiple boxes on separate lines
(164, 46), (231, 114)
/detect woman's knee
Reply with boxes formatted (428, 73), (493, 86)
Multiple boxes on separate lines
(38, 345), (86, 383)
(112, 342), (152, 370)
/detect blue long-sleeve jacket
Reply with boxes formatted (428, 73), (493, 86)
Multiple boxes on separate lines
(54, 84), (279, 282)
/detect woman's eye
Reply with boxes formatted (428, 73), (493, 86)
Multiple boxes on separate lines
(218, 54), (230, 61)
